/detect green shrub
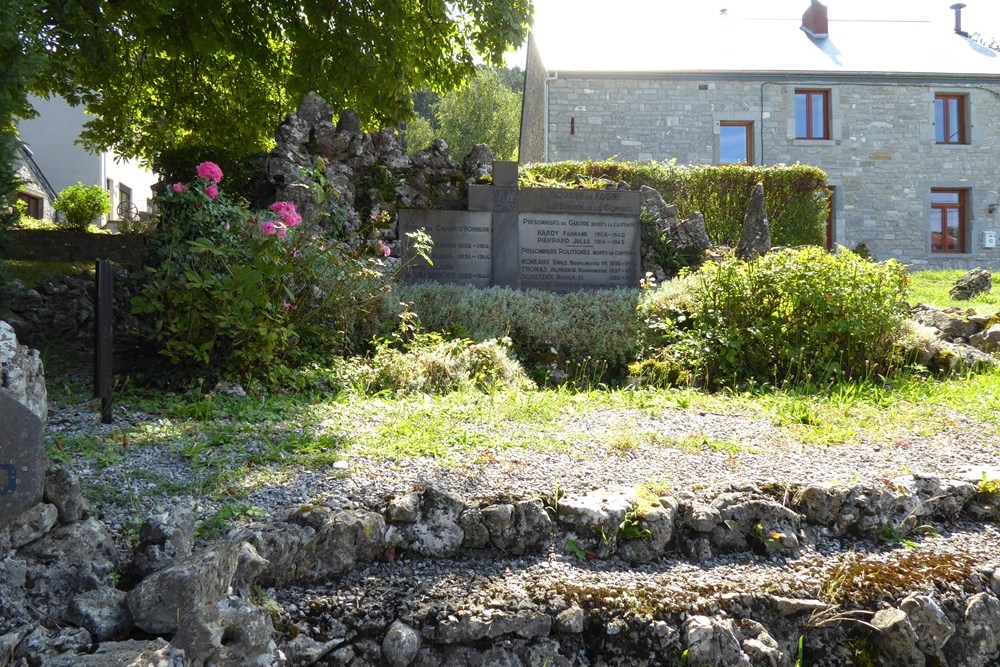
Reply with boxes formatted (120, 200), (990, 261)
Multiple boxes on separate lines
(132, 161), (391, 384)
(639, 247), (910, 387)
(362, 333), (533, 395)
(52, 182), (112, 230)
(391, 284), (644, 381)
(522, 160), (828, 248)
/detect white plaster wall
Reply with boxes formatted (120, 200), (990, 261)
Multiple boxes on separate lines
(17, 95), (158, 223)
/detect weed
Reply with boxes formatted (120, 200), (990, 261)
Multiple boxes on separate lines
(618, 506), (652, 541)
(979, 471), (1000, 494)
(880, 522), (939, 549)
(565, 539), (586, 560)
(196, 502), (266, 540)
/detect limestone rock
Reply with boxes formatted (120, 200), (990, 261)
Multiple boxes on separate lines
(0, 320), (47, 421)
(385, 487), (464, 557)
(950, 267), (992, 300)
(617, 498), (676, 562)
(124, 503), (196, 585)
(554, 606), (585, 634)
(0, 393), (47, 529)
(682, 615), (751, 667)
(639, 185), (670, 221)
(458, 507), (491, 549)
(19, 518), (119, 624)
(910, 305), (982, 340)
(296, 92), (335, 130)
(43, 462), (89, 524)
(289, 508), (385, 583)
(870, 607), (924, 667)
(231, 521), (316, 586)
(970, 324), (1000, 354)
(558, 487), (636, 540)
(735, 183), (770, 261)
(945, 592), (1000, 667)
(171, 594), (279, 667)
(284, 634), (342, 666)
(66, 586), (132, 642)
(667, 211), (712, 258)
(7, 502), (58, 549)
(128, 540), (241, 635)
(461, 144), (495, 182)
(45, 639), (185, 667)
(382, 620), (421, 667)
(900, 594), (955, 655)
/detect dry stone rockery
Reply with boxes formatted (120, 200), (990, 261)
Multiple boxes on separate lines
(9, 467), (1000, 665)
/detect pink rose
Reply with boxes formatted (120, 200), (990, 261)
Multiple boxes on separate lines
(171, 182), (188, 193)
(196, 161), (223, 183)
(276, 226), (288, 238)
(204, 184), (219, 200)
(269, 201), (302, 228)
(378, 241), (391, 257)
(261, 221), (278, 235)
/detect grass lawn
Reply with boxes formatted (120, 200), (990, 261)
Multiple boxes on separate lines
(907, 268), (999, 315)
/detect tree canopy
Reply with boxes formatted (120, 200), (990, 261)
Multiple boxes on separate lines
(25, 0), (533, 163)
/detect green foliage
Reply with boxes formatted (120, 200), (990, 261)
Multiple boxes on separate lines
(433, 67), (522, 160)
(361, 331), (532, 396)
(403, 116), (437, 156)
(32, 0), (533, 163)
(522, 160), (828, 248)
(52, 182), (111, 230)
(392, 284), (644, 380)
(131, 163), (391, 384)
(618, 506), (652, 541)
(639, 248), (910, 387)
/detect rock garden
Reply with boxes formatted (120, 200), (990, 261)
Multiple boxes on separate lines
(2, 95), (1000, 666)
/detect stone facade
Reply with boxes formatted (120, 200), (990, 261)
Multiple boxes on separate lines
(525, 73), (1000, 268)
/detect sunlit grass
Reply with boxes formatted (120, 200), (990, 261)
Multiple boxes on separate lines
(907, 268), (999, 315)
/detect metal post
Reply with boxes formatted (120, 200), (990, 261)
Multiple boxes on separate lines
(95, 260), (114, 424)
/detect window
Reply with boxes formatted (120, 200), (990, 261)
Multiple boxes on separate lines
(935, 94), (967, 144)
(929, 189), (967, 253)
(719, 121), (753, 164)
(16, 193), (43, 219)
(795, 89), (830, 139)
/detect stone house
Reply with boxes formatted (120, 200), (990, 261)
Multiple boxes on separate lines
(519, 1), (1000, 268)
(14, 143), (56, 222)
(16, 95), (158, 226)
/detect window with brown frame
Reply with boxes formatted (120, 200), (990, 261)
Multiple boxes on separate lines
(719, 121), (753, 164)
(929, 189), (967, 253)
(935, 94), (968, 144)
(794, 89), (830, 140)
(16, 193), (43, 219)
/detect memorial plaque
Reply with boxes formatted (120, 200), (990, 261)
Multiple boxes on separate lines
(403, 160), (642, 292)
(399, 210), (493, 287)
(0, 393), (46, 527)
(520, 212), (640, 292)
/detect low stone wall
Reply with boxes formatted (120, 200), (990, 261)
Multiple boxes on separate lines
(0, 230), (146, 266)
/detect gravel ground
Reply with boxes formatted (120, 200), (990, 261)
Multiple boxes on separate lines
(43, 381), (1000, 661)
(47, 395), (1000, 530)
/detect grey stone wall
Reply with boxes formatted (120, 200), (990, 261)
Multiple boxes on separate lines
(536, 74), (1000, 269)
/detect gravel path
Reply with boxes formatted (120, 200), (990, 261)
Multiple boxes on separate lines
(47, 390), (1000, 545)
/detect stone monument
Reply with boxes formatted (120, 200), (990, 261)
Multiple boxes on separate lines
(399, 161), (642, 293)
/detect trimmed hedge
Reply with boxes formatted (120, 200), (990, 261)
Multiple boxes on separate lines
(521, 160), (828, 248)
(390, 284), (644, 379)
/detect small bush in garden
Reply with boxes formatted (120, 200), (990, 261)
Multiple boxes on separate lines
(53, 182), (112, 230)
(390, 284), (644, 382)
(639, 247), (910, 387)
(132, 161), (398, 383)
(362, 332), (533, 395)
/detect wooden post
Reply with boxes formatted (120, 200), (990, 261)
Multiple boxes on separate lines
(95, 260), (114, 424)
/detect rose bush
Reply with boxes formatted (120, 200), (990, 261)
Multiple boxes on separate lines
(132, 161), (395, 384)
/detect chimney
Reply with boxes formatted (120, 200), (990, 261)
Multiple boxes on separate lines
(801, 0), (829, 39)
(951, 3), (968, 36)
